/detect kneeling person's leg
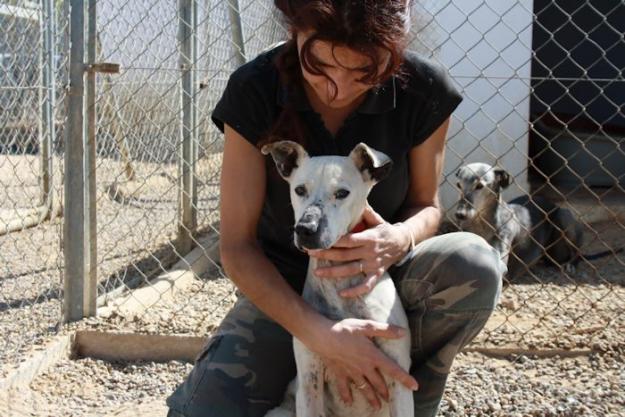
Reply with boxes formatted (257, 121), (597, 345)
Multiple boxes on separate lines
(392, 232), (505, 417)
(167, 296), (296, 417)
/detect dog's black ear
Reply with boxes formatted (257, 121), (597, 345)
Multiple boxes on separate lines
(349, 143), (393, 183)
(261, 140), (308, 179)
(494, 168), (511, 189)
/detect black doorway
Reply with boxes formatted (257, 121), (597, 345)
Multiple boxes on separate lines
(529, 0), (625, 189)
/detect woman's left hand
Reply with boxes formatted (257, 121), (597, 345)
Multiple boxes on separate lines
(308, 204), (412, 298)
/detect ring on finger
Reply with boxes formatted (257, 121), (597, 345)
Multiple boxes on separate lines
(355, 381), (367, 390)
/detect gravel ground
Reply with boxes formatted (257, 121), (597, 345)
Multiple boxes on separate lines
(0, 156), (64, 379)
(28, 359), (193, 417)
(0, 155), (221, 377)
(23, 252), (625, 417)
(440, 350), (625, 417)
(24, 345), (625, 417)
(24, 273), (234, 417)
(2, 154), (624, 415)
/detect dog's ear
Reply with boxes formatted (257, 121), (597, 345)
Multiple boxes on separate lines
(349, 143), (393, 183)
(261, 140), (308, 179)
(494, 167), (511, 189)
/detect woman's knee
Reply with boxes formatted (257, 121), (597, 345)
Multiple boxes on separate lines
(441, 232), (504, 309)
(166, 298), (296, 417)
(167, 332), (295, 417)
(399, 232), (504, 312)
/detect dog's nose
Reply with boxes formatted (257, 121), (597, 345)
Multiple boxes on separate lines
(296, 206), (322, 237)
(295, 220), (319, 236)
(455, 211), (467, 220)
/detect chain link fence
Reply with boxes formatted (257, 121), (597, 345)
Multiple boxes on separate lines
(85, 0), (286, 323)
(0, 0), (623, 375)
(0, 0), (68, 376)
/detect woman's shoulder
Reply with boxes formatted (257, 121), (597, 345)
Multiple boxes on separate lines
(395, 51), (463, 147)
(226, 42), (285, 89)
(211, 43), (286, 144)
(399, 51), (458, 100)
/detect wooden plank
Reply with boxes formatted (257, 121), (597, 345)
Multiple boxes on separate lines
(464, 346), (594, 359)
(73, 331), (206, 363)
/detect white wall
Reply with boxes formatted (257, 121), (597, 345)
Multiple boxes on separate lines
(97, 0), (285, 82)
(412, 0), (534, 211)
(95, 0), (534, 204)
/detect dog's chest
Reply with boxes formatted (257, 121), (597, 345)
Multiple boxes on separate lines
(463, 219), (496, 243)
(302, 275), (371, 321)
(296, 263), (410, 417)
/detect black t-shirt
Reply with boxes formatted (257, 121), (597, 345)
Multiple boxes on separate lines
(212, 44), (462, 292)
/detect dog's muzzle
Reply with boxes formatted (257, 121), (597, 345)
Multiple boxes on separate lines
(294, 205), (327, 250)
(455, 200), (475, 222)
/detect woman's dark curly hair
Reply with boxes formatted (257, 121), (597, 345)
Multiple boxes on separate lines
(264, 0), (412, 146)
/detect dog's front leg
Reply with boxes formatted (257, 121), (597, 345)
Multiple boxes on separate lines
(492, 235), (512, 266)
(294, 338), (325, 417)
(380, 336), (414, 417)
(389, 380), (414, 417)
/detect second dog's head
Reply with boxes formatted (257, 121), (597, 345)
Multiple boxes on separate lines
(262, 141), (392, 251)
(454, 163), (511, 224)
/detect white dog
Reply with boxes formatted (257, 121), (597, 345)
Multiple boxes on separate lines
(262, 141), (414, 417)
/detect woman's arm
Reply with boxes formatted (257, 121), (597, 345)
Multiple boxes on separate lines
(395, 116), (450, 244)
(219, 124), (320, 338)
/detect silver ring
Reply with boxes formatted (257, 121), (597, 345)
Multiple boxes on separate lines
(355, 381), (367, 390)
(359, 260), (364, 274)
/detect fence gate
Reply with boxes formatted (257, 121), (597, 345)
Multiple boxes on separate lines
(62, 0), (286, 322)
(0, 0), (66, 372)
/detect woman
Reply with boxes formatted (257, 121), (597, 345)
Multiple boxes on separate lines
(167, 1), (504, 416)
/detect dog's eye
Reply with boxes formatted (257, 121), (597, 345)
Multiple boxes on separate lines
(294, 185), (307, 196)
(335, 189), (350, 200)
(475, 182), (484, 190)
(456, 182), (461, 189)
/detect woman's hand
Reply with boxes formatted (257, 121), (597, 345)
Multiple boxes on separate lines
(309, 204), (412, 297)
(303, 317), (419, 408)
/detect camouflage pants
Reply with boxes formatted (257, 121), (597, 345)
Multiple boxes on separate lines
(166, 232), (505, 417)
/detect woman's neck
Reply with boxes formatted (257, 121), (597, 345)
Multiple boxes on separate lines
(303, 82), (366, 136)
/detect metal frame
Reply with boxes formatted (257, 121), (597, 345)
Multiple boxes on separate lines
(178, 0), (199, 254)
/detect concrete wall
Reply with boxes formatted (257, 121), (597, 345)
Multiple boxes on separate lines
(95, 0), (534, 204)
(412, 0), (534, 211)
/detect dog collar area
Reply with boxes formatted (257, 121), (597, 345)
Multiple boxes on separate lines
(350, 221), (367, 233)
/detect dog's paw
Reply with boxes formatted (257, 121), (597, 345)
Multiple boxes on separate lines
(563, 263), (576, 275)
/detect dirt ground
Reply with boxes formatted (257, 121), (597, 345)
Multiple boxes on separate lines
(9, 224), (625, 416)
(10, 267), (624, 417)
(0, 155), (221, 378)
(1, 155), (624, 416)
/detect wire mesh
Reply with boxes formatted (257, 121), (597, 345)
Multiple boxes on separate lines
(88, 0), (625, 353)
(86, 0), (287, 318)
(0, 0), (66, 375)
(0, 0), (623, 375)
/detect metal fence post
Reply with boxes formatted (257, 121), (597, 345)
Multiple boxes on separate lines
(64, 0), (96, 321)
(178, 0), (198, 254)
(84, 0), (98, 316)
(227, 0), (246, 66)
(40, 0), (55, 210)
